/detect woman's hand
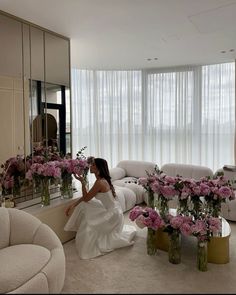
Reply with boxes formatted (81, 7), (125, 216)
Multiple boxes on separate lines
(73, 173), (84, 183)
(65, 203), (75, 216)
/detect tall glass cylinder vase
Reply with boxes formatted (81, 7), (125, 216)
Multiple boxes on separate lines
(60, 174), (73, 199)
(168, 230), (181, 264)
(197, 240), (208, 271)
(148, 191), (155, 208)
(191, 195), (202, 220)
(33, 177), (42, 194)
(146, 228), (158, 255)
(41, 178), (50, 207)
(12, 176), (21, 199)
(212, 201), (221, 218)
(157, 194), (169, 219)
(177, 197), (189, 216)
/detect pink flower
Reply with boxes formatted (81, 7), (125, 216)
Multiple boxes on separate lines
(208, 217), (221, 234)
(199, 183), (211, 196)
(129, 206), (164, 230)
(138, 177), (148, 186)
(217, 186), (232, 199)
(160, 185), (177, 198)
(169, 215), (184, 229)
(129, 206), (144, 221)
(164, 176), (176, 184)
(180, 222), (192, 236)
(150, 181), (160, 193)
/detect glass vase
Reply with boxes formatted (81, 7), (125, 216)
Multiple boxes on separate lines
(13, 177), (21, 199)
(60, 175), (73, 199)
(146, 228), (158, 255)
(148, 191), (155, 208)
(212, 201), (221, 218)
(157, 194), (169, 219)
(41, 178), (50, 206)
(33, 178), (42, 194)
(191, 195), (202, 220)
(168, 230), (181, 264)
(177, 197), (189, 216)
(197, 240), (208, 271)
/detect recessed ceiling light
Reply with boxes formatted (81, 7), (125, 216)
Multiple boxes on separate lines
(229, 49), (234, 52)
(221, 50), (226, 53)
(154, 57), (158, 60)
(147, 58), (152, 61)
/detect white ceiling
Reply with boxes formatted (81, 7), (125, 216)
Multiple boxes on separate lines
(0, 0), (236, 70)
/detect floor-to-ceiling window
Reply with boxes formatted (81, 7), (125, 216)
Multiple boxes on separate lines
(71, 62), (235, 172)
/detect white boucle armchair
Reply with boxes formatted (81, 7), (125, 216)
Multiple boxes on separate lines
(0, 207), (65, 294)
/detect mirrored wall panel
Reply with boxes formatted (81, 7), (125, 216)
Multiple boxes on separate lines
(0, 10), (71, 203)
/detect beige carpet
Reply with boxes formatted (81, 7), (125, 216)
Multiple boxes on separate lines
(62, 213), (236, 294)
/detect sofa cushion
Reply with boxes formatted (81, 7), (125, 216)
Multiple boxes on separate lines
(110, 167), (126, 181)
(117, 160), (157, 178)
(161, 163), (213, 180)
(0, 244), (50, 294)
(112, 177), (138, 187)
(8, 208), (41, 246)
(114, 185), (136, 212)
(0, 207), (10, 250)
(121, 187), (136, 211)
(114, 186), (126, 212)
(123, 183), (146, 204)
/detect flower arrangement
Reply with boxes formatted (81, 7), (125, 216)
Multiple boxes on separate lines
(129, 205), (164, 255)
(0, 155), (26, 197)
(164, 213), (193, 236)
(190, 216), (221, 242)
(138, 169), (236, 219)
(57, 157), (89, 198)
(25, 161), (61, 206)
(190, 215), (222, 271)
(162, 213), (191, 264)
(129, 205), (164, 230)
(25, 161), (61, 182)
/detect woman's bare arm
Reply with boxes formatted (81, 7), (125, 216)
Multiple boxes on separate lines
(65, 178), (102, 216)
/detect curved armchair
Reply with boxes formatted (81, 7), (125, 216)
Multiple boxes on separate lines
(0, 207), (65, 294)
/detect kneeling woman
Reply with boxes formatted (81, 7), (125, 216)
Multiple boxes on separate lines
(64, 157), (136, 259)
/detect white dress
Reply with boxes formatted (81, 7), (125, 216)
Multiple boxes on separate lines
(64, 190), (137, 259)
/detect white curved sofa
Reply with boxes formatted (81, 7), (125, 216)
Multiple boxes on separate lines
(110, 160), (236, 221)
(160, 163), (214, 180)
(0, 207), (65, 294)
(110, 160), (158, 211)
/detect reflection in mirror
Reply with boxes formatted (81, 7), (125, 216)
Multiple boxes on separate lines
(30, 81), (71, 157)
(0, 10), (71, 206)
(32, 113), (58, 149)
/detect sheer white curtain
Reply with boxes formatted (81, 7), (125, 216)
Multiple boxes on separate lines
(71, 62), (235, 171)
(145, 63), (235, 171)
(145, 67), (196, 166)
(71, 69), (142, 168)
(201, 63), (235, 170)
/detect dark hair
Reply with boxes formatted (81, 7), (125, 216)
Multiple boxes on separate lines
(94, 158), (116, 198)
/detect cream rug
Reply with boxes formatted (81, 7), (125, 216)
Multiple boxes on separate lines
(62, 213), (236, 294)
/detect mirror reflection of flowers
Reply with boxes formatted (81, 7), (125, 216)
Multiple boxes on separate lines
(25, 161), (61, 182)
(26, 146), (62, 168)
(0, 155), (26, 198)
